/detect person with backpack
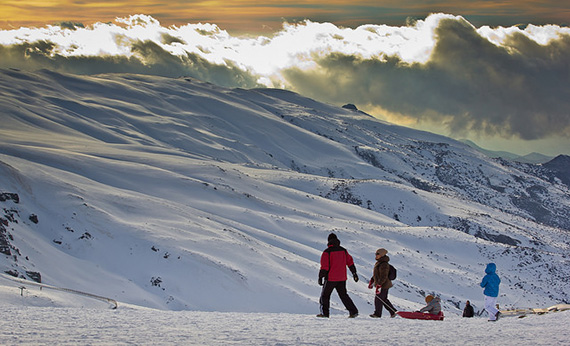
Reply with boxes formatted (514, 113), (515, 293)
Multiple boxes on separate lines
(480, 263), (501, 322)
(368, 248), (398, 318)
(317, 233), (359, 318)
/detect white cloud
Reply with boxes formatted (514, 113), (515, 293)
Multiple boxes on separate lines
(0, 13), (443, 79)
(1, 13), (569, 149)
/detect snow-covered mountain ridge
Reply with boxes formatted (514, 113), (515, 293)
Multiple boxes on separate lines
(0, 68), (568, 314)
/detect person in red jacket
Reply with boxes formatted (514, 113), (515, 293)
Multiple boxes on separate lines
(317, 233), (359, 318)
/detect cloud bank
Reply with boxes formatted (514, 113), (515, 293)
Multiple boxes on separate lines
(1, 13), (569, 148)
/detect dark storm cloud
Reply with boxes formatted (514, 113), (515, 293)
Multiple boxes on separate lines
(283, 17), (570, 140)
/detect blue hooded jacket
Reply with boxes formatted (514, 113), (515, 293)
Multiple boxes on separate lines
(480, 263), (501, 297)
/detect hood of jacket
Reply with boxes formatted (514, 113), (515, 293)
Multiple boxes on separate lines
(485, 263), (496, 275)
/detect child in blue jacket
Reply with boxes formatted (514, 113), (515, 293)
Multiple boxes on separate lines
(480, 263), (501, 321)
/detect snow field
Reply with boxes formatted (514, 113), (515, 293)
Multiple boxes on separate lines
(1, 304), (569, 345)
(1, 279), (569, 346)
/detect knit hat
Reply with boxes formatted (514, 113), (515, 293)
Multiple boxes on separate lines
(375, 248), (388, 257)
(328, 233), (338, 242)
(425, 295), (434, 303)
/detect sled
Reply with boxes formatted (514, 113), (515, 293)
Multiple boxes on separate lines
(396, 311), (444, 320)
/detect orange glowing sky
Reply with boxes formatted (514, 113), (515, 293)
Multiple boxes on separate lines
(1, 1), (569, 33)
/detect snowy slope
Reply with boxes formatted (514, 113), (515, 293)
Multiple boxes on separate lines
(0, 68), (568, 317)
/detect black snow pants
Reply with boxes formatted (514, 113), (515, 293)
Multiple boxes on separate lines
(319, 280), (358, 316)
(374, 287), (397, 317)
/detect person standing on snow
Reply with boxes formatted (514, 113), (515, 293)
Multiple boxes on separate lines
(368, 248), (397, 318)
(480, 263), (501, 321)
(463, 300), (474, 318)
(317, 233), (359, 318)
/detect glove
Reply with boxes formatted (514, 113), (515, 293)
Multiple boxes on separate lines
(318, 277), (324, 286)
(368, 282), (373, 289)
(353, 273), (359, 282)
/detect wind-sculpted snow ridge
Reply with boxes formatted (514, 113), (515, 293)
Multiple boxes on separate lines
(0, 68), (568, 315)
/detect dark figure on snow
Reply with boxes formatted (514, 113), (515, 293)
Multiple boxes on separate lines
(317, 233), (359, 318)
(368, 248), (397, 318)
(463, 300), (474, 318)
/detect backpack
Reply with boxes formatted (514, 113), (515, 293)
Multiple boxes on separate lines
(388, 264), (397, 280)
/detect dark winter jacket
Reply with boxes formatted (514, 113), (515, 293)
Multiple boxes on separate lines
(319, 238), (357, 282)
(370, 255), (393, 289)
(463, 303), (474, 317)
(480, 263), (501, 297)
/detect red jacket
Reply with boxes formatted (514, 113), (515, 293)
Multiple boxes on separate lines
(319, 242), (357, 282)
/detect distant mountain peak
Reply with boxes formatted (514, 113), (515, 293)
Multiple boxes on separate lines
(459, 139), (554, 164)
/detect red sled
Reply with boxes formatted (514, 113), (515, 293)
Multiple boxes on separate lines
(396, 311), (444, 321)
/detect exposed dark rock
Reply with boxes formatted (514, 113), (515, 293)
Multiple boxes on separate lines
(0, 193), (19, 203)
(475, 231), (521, 246)
(354, 147), (384, 169)
(150, 276), (162, 287)
(0, 224), (12, 256)
(79, 232), (92, 240)
(2, 208), (19, 223)
(408, 177), (438, 192)
(4, 270), (19, 277)
(324, 181), (362, 206)
(26, 271), (41, 283)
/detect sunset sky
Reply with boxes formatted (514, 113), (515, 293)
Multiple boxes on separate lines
(2, 0), (569, 33)
(1, 1), (569, 156)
